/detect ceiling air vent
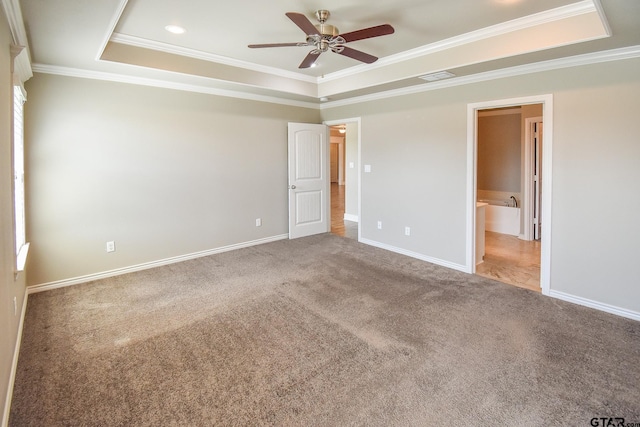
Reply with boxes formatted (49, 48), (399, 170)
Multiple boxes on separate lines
(418, 71), (455, 82)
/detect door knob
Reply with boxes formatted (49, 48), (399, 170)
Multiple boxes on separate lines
(290, 185), (297, 189)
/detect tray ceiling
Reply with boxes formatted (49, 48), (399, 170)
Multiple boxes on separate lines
(17, 0), (640, 106)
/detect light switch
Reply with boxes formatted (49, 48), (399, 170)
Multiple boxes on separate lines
(364, 164), (372, 173)
(349, 162), (354, 169)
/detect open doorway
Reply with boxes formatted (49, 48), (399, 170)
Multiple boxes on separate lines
(326, 120), (360, 240)
(467, 95), (553, 296)
(475, 106), (542, 292)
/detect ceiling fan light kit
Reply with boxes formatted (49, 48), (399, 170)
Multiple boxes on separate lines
(248, 10), (394, 69)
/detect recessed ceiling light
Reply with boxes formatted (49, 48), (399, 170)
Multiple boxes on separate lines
(165, 25), (186, 34)
(310, 63), (317, 68)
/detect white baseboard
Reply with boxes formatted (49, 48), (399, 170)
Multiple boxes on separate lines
(2, 291), (28, 427)
(359, 238), (468, 273)
(28, 234), (289, 294)
(343, 214), (359, 223)
(549, 290), (640, 322)
(359, 239), (640, 321)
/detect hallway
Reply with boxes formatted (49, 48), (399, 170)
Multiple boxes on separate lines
(330, 183), (357, 239)
(476, 231), (541, 292)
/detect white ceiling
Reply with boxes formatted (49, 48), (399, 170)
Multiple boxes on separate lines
(17, 0), (640, 106)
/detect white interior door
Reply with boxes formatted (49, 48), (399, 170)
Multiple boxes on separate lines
(288, 123), (330, 239)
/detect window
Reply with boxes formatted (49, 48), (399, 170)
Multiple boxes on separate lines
(14, 85), (28, 271)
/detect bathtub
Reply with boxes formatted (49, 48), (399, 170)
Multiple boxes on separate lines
(479, 199), (520, 236)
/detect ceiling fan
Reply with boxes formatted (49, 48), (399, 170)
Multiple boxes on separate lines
(248, 10), (394, 69)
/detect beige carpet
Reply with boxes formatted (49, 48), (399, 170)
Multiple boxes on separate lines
(10, 234), (640, 426)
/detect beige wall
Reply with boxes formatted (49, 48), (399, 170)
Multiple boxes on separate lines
(19, 55), (640, 315)
(477, 112), (521, 194)
(324, 91), (470, 266)
(0, 9), (28, 422)
(322, 58), (640, 314)
(550, 66), (639, 308)
(25, 74), (320, 285)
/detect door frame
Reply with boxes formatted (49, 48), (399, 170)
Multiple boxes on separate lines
(323, 117), (362, 242)
(466, 95), (553, 295)
(523, 116), (543, 241)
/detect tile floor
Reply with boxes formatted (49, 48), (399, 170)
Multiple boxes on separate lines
(476, 231), (541, 292)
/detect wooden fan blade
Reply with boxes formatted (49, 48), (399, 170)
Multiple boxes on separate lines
(299, 51), (321, 68)
(248, 43), (304, 48)
(286, 12), (321, 36)
(339, 24), (394, 43)
(336, 46), (378, 64)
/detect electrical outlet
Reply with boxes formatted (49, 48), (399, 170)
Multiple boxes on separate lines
(405, 226), (411, 236)
(106, 241), (115, 252)
(377, 221), (382, 230)
(256, 218), (262, 227)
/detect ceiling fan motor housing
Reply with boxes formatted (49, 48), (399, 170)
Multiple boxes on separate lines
(313, 10), (338, 38)
(315, 23), (339, 38)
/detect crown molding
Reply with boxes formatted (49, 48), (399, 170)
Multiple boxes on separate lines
(591, 0), (612, 36)
(31, 64), (320, 109)
(320, 45), (640, 109)
(321, 0), (600, 83)
(96, 0), (129, 61)
(31, 45), (640, 111)
(109, 32), (317, 84)
(1, 0), (28, 46)
(1, 0), (33, 82)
